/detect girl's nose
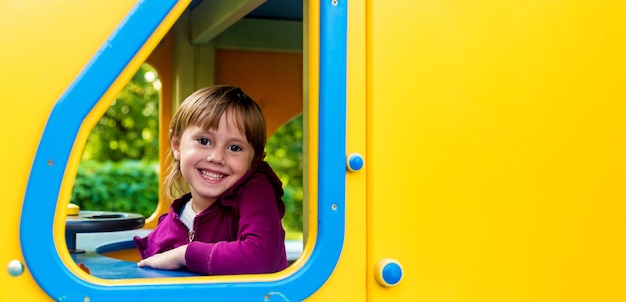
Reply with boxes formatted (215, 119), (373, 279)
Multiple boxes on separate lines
(207, 148), (225, 165)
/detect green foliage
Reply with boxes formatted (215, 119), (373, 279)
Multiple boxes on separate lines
(81, 64), (160, 162)
(265, 115), (303, 232)
(71, 160), (158, 218)
(73, 64), (160, 216)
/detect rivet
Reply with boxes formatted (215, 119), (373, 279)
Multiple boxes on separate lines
(375, 258), (403, 287)
(264, 292), (288, 301)
(332, 0), (338, 6)
(347, 153), (364, 172)
(47, 160), (54, 166)
(7, 260), (24, 277)
(331, 204), (337, 211)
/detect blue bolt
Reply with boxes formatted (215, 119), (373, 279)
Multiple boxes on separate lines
(347, 153), (364, 171)
(381, 262), (403, 285)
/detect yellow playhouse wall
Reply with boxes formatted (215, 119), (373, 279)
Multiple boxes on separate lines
(0, 1), (139, 300)
(0, 0), (187, 300)
(364, 1), (626, 301)
(3, 0), (626, 301)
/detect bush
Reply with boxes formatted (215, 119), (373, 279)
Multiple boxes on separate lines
(71, 160), (159, 218)
(265, 115), (303, 232)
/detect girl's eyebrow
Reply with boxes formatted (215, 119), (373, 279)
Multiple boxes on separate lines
(227, 136), (249, 145)
(195, 127), (216, 135)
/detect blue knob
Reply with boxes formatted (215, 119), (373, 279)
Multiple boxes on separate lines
(346, 153), (364, 172)
(375, 258), (403, 287)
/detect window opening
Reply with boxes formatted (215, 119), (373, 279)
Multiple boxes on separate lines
(71, 64), (161, 219)
(265, 114), (304, 261)
(67, 64), (161, 256)
(20, 0), (347, 299)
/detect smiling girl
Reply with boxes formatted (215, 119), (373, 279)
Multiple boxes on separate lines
(134, 85), (287, 275)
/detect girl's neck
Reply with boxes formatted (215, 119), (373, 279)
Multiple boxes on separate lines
(189, 197), (216, 213)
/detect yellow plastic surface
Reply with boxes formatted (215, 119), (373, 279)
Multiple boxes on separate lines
(2, 0), (626, 301)
(0, 0), (190, 299)
(365, 1), (626, 301)
(67, 204), (80, 216)
(0, 1), (139, 300)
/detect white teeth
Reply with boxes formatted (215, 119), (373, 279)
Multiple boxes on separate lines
(200, 170), (224, 180)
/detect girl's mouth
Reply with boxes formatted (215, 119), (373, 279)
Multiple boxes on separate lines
(200, 169), (225, 181)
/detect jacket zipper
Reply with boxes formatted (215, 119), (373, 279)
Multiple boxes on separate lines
(189, 212), (197, 242)
(174, 211), (196, 243)
(188, 229), (195, 242)
(176, 201), (196, 243)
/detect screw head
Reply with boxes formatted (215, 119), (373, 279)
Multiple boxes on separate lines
(375, 258), (403, 287)
(8, 260), (24, 277)
(347, 153), (364, 172)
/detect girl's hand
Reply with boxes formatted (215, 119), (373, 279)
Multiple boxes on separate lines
(137, 245), (188, 270)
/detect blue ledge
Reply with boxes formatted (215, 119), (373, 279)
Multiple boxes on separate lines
(71, 230), (303, 279)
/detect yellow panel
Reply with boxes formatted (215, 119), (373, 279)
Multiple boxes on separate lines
(0, 1), (138, 300)
(367, 1), (626, 301)
(0, 0), (193, 299)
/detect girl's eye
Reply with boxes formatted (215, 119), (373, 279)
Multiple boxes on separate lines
(227, 145), (242, 152)
(198, 138), (210, 145)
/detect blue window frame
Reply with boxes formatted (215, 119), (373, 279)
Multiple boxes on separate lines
(20, 0), (347, 300)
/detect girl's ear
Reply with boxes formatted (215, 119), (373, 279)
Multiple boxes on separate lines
(171, 136), (181, 160)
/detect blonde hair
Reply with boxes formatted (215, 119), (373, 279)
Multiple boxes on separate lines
(163, 85), (267, 199)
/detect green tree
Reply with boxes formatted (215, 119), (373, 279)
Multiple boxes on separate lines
(81, 64), (160, 162)
(72, 64), (160, 215)
(265, 115), (303, 232)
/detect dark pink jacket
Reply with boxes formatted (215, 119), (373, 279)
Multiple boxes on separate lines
(134, 161), (287, 275)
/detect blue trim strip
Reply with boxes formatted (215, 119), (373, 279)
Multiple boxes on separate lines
(21, 0), (348, 300)
(21, 0), (180, 298)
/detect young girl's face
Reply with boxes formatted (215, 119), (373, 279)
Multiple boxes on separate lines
(171, 112), (255, 208)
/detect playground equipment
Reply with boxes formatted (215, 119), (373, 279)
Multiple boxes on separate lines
(2, 0), (626, 301)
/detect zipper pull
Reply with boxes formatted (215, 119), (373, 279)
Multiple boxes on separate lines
(188, 230), (195, 242)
